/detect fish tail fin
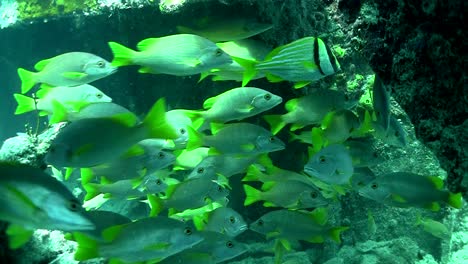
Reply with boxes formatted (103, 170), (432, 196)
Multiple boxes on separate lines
(49, 100), (69, 124)
(243, 184), (262, 206)
(13, 94), (35, 115)
(328, 226), (349, 244)
(73, 232), (99, 261)
(6, 224), (34, 249)
(147, 194), (164, 217)
(80, 168), (95, 185)
(83, 183), (100, 201)
(232, 57), (258, 87)
(263, 115), (285, 135)
(186, 126), (204, 151)
(242, 165), (265, 182)
(108, 41), (136, 67)
(448, 192), (463, 209)
(17, 68), (36, 94)
(143, 98), (178, 140)
(183, 110), (205, 130)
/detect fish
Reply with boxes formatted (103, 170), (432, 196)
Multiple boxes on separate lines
(52, 102), (134, 124)
(415, 214), (451, 239)
(250, 208), (348, 244)
(344, 138), (386, 167)
(45, 98), (178, 168)
(165, 109), (195, 148)
(372, 75), (391, 132)
(18, 52), (116, 94)
(319, 109), (361, 145)
(148, 177), (230, 215)
(73, 216), (204, 262)
(80, 143), (175, 184)
(200, 39), (271, 82)
(264, 89), (351, 135)
(304, 144), (354, 185)
(82, 177), (145, 201)
(242, 164), (312, 184)
(13, 84), (112, 116)
(187, 122), (285, 155)
(237, 37), (340, 87)
(350, 167), (377, 190)
(176, 16), (272, 42)
(71, 210), (132, 241)
(244, 180), (328, 209)
(358, 172), (463, 211)
(187, 154), (264, 179)
(108, 34), (232, 76)
(185, 87), (282, 126)
(374, 115), (407, 147)
(158, 231), (248, 264)
(193, 207), (248, 237)
(0, 162), (94, 248)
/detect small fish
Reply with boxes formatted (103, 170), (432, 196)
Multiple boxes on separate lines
(372, 75), (391, 132)
(186, 87), (282, 126)
(374, 115), (407, 147)
(193, 207), (248, 237)
(0, 162), (94, 248)
(319, 109), (361, 145)
(176, 16), (272, 42)
(242, 164), (312, 184)
(149, 178), (230, 215)
(344, 138), (385, 167)
(81, 144), (175, 184)
(187, 122), (285, 155)
(76, 210), (132, 241)
(201, 39), (271, 82)
(73, 216), (204, 262)
(45, 98), (177, 168)
(367, 210), (377, 237)
(415, 214), (451, 240)
(250, 208), (348, 244)
(350, 167), (377, 190)
(188, 154), (264, 179)
(244, 180), (328, 209)
(237, 37), (340, 87)
(264, 89), (350, 134)
(53, 102), (133, 124)
(13, 84), (112, 116)
(304, 145), (354, 185)
(158, 231), (248, 264)
(18, 52), (116, 94)
(358, 172), (463, 211)
(108, 34), (232, 76)
(83, 177), (145, 201)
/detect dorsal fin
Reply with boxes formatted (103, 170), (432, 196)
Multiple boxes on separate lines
(137, 38), (160, 51)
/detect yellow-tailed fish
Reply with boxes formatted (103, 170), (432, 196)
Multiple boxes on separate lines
(45, 98), (177, 168)
(358, 172), (463, 211)
(372, 75), (391, 131)
(319, 109), (361, 145)
(18, 52), (116, 94)
(250, 208), (348, 244)
(374, 115), (407, 147)
(187, 122), (285, 155)
(176, 16), (272, 42)
(415, 214), (451, 239)
(193, 207), (248, 237)
(185, 87), (282, 126)
(73, 216), (204, 262)
(108, 34), (232, 76)
(13, 84), (111, 116)
(51, 102), (133, 124)
(344, 137), (386, 167)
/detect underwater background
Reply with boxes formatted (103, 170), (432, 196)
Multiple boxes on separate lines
(0, 0), (466, 263)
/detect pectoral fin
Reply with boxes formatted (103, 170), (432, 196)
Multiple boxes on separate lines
(62, 72), (88, 80)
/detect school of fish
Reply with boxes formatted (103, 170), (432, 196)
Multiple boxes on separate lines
(1, 15), (464, 264)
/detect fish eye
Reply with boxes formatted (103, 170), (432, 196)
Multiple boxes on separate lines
(319, 156), (326, 163)
(269, 137), (276, 142)
(96, 93), (103, 98)
(157, 152), (165, 159)
(229, 216), (236, 223)
(226, 241), (234, 248)
(264, 94), (272, 100)
(394, 131), (400, 137)
(156, 179), (162, 185)
(257, 219), (264, 226)
(97, 61), (105, 68)
(184, 227), (192, 235)
(372, 152), (379, 158)
(49, 146), (56, 153)
(68, 200), (81, 212)
(217, 185), (223, 192)
(197, 167), (205, 174)
(371, 183), (378, 189)
(215, 48), (223, 57)
(179, 128), (186, 134)
(344, 94), (350, 101)
(311, 192), (318, 199)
